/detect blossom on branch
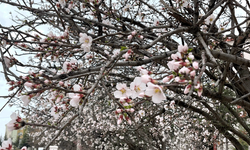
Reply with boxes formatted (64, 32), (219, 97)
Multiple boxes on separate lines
(114, 83), (132, 98)
(79, 33), (92, 52)
(130, 77), (146, 99)
(20, 95), (31, 106)
(205, 14), (215, 25)
(3, 56), (16, 68)
(178, 45), (188, 54)
(6, 112), (25, 131)
(167, 60), (181, 71)
(145, 82), (166, 103)
(0, 138), (12, 150)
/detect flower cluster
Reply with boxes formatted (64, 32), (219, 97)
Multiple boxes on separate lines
(127, 30), (143, 40)
(165, 45), (202, 96)
(6, 112), (25, 131)
(115, 97), (134, 125)
(114, 76), (166, 104)
(123, 49), (133, 60)
(68, 84), (84, 107)
(63, 59), (80, 73)
(3, 56), (17, 68)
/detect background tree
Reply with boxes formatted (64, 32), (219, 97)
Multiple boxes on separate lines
(0, 136), (3, 147)
(13, 135), (20, 150)
(1, 0), (250, 150)
(18, 128), (30, 149)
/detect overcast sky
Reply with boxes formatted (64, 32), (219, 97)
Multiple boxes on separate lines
(0, 2), (52, 138)
(0, 3), (23, 138)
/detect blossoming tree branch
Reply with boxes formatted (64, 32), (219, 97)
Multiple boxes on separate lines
(1, 0), (250, 149)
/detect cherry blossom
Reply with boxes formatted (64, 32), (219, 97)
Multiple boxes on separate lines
(192, 61), (199, 69)
(69, 95), (81, 107)
(50, 106), (60, 119)
(24, 82), (33, 88)
(131, 30), (137, 36)
(167, 60), (181, 71)
(117, 115), (123, 125)
(190, 70), (196, 77)
(195, 83), (203, 97)
(130, 77), (146, 99)
(3, 56), (11, 68)
(6, 112), (24, 131)
(127, 35), (133, 40)
(218, 25), (226, 32)
(171, 52), (182, 60)
(123, 52), (130, 60)
(68, 84), (83, 107)
(112, 49), (120, 57)
(179, 66), (190, 74)
(1, 0), (249, 149)
(122, 4), (130, 12)
(178, 45), (188, 54)
(3, 56), (16, 68)
(141, 74), (152, 83)
(205, 14), (215, 25)
(163, 75), (174, 83)
(138, 110), (145, 117)
(20, 95), (30, 106)
(79, 33), (92, 52)
(114, 83), (132, 98)
(0, 138), (12, 150)
(184, 84), (192, 94)
(115, 109), (123, 114)
(187, 53), (194, 60)
(145, 82), (166, 103)
(154, 19), (160, 26)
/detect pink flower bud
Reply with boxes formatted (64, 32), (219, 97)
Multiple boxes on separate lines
(188, 53), (194, 60)
(163, 75), (174, 82)
(190, 70), (196, 77)
(178, 45), (188, 54)
(127, 35), (133, 40)
(127, 119), (132, 125)
(138, 35), (143, 39)
(184, 84), (192, 94)
(141, 75), (151, 83)
(139, 92), (145, 97)
(175, 77), (180, 82)
(59, 81), (64, 86)
(44, 79), (50, 84)
(24, 82), (33, 88)
(129, 108), (135, 113)
(131, 30), (137, 36)
(116, 109), (123, 114)
(117, 118), (122, 125)
(192, 61), (199, 69)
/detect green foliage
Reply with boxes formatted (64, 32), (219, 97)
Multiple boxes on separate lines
(0, 136), (2, 146)
(4, 132), (7, 140)
(120, 46), (127, 51)
(19, 129), (30, 148)
(13, 135), (20, 149)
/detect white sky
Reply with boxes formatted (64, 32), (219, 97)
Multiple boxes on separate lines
(0, 3), (21, 138)
(0, 2), (53, 138)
